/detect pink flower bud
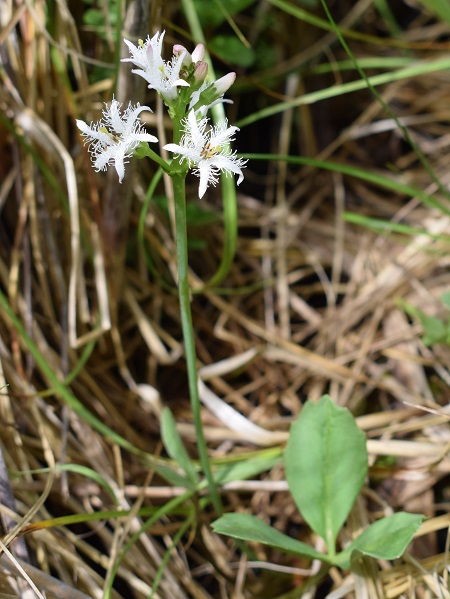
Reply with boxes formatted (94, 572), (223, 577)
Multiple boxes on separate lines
(173, 44), (191, 66)
(173, 44), (187, 55)
(174, 43), (205, 66)
(193, 61), (208, 84)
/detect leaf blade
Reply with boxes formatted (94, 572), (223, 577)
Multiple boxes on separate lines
(338, 512), (424, 568)
(284, 395), (368, 552)
(212, 513), (327, 562)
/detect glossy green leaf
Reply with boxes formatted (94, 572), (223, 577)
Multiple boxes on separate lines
(212, 513), (327, 562)
(285, 395), (367, 553)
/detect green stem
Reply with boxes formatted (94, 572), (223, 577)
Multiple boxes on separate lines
(180, 0), (239, 288)
(138, 145), (172, 173)
(171, 171), (223, 516)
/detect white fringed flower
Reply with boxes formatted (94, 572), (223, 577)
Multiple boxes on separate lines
(122, 31), (189, 103)
(163, 110), (247, 199)
(76, 100), (157, 182)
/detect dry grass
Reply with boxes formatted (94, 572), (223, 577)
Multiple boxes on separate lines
(2, 0), (450, 597)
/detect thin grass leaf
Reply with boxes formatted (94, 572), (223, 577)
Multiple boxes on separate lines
(16, 464), (117, 503)
(161, 407), (200, 487)
(103, 492), (193, 599)
(244, 154), (450, 216)
(416, 0), (450, 24)
(237, 57), (450, 128)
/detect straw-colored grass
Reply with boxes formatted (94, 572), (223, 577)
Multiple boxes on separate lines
(2, 0), (450, 597)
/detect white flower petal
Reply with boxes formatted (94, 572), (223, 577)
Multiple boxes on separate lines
(76, 120), (109, 143)
(171, 79), (190, 88)
(187, 111), (205, 148)
(93, 145), (114, 171)
(211, 154), (243, 177)
(163, 143), (196, 162)
(132, 133), (159, 143)
(163, 143), (183, 153)
(198, 161), (212, 198)
(211, 124), (238, 148)
(114, 149), (126, 183)
(108, 100), (124, 133)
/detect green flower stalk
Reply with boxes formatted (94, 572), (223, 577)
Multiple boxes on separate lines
(76, 31), (247, 515)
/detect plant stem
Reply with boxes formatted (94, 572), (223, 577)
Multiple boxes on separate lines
(171, 171), (223, 516)
(139, 145), (172, 173)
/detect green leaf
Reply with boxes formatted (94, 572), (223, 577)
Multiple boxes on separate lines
(193, 0), (257, 28)
(400, 299), (449, 346)
(161, 408), (199, 487)
(440, 290), (450, 310)
(421, 314), (448, 346)
(337, 512), (424, 568)
(17, 464), (117, 503)
(186, 202), (220, 227)
(212, 513), (327, 562)
(284, 395), (367, 553)
(209, 35), (255, 68)
(213, 455), (281, 485)
(415, 0), (450, 24)
(154, 464), (192, 488)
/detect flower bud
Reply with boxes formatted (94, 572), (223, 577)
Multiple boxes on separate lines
(193, 61), (208, 84)
(191, 44), (205, 63)
(173, 44), (191, 66)
(174, 42), (205, 67)
(213, 72), (236, 96)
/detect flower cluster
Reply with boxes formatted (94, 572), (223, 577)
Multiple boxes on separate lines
(76, 31), (246, 197)
(122, 32), (190, 104)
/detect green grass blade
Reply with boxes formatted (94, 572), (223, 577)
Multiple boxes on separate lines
(416, 0), (450, 23)
(161, 407), (200, 487)
(237, 57), (450, 129)
(320, 0), (450, 203)
(344, 213), (450, 242)
(0, 289), (149, 461)
(103, 491), (193, 598)
(242, 153), (450, 215)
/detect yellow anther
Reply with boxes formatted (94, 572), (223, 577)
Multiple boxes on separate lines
(200, 142), (218, 160)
